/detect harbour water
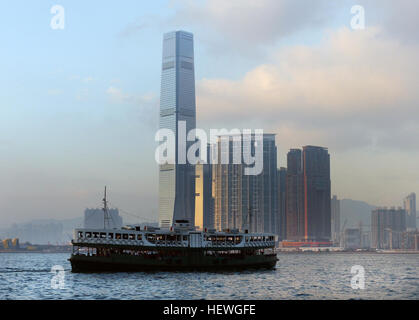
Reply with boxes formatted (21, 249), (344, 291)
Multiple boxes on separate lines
(0, 252), (417, 300)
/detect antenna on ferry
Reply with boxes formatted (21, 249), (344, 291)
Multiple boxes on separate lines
(103, 186), (111, 229)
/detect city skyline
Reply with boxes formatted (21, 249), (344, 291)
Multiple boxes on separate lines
(1, 1), (419, 226)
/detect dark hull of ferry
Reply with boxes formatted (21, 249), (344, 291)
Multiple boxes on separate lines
(69, 253), (278, 273)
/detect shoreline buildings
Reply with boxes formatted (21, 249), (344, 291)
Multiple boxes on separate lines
(158, 31), (196, 228)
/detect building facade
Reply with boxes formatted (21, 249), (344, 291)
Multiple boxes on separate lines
(303, 146), (331, 242)
(371, 207), (407, 249)
(195, 160), (214, 230)
(403, 193), (417, 230)
(285, 149), (304, 241)
(212, 134), (278, 233)
(331, 195), (341, 246)
(158, 31), (196, 228)
(277, 167), (287, 240)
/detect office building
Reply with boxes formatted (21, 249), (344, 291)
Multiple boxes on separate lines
(158, 31), (196, 228)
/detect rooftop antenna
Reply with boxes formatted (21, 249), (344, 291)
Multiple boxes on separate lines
(103, 186), (111, 229)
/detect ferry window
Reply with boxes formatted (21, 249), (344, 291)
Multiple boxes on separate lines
(137, 234), (142, 240)
(86, 232), (92, 238)
(93, 232), (99, 238)
(100, 233), (106, 239)
(116, 233), (121, 239)
(183, 236), (188, 241)
(227, 236), (233, 242)
(129, 234), (135, 240)
(78, 232), (83, 238)
(108, 233), (114, 239)
(147, 234), (156, 243)
(123, 234), (128, 240)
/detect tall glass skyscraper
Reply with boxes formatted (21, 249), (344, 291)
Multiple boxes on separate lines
(158, 31), (196, 228)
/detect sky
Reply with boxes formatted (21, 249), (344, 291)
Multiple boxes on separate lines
(0, 0), (418, 226)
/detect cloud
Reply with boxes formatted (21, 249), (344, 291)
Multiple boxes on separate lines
(170, 0), (334, 50)
(117, 22), (147, 39)
(359, 0), (419, 44)
(106, 86), (158, 128)
(195, 27), (419, 152)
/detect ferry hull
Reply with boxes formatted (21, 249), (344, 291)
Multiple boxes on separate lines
(69, 253), (278, 273)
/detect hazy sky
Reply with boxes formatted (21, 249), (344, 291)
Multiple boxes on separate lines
(0, 0), (418, 226)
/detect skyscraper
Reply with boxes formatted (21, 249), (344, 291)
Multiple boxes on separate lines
(212, 134), (278, 233)
(195, 145), (214, 230)
(303, 146), (331, 241)
(371, 207), (407, 249)
(194, 161), (214, 230)
(285, 149), (304, 240)
(403, 193), (416, 230)
(277, 167), (287, 240)
(284, 146), (331, 243)
(331, 195), (341, 246)
(158, 31), (196, 228)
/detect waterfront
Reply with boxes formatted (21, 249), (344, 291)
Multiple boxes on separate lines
(0, 252), (417, 300)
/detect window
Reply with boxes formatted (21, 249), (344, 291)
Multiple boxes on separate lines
(123, 234), (128, 240)
(93, 232), (99, 238)
(108, 233), (114, 239)
(86, 232), (92, 238)
(129, 234), (135, 240)
(100, 233), (106, 239)
(78, 232), (83, 238)
(137, 234), (142, 240)
(116, 233), (121, 240)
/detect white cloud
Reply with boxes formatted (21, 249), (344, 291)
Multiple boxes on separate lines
(170, 0), (333, 51)
(196, 27), (419, 153)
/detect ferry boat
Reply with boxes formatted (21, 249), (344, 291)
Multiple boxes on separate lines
(69, 189), (278, 272)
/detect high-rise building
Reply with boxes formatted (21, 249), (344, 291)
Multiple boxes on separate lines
(212, 134), (278, 233)
(371, 207), (407, 249)
(158, 31), (196, 228)
(331, 195), (341, 246)
(403, 193), (416, 230)
(285, 149), (304, 240)
(303, 146), (331, 242)
(277, 167), (287, 240)
(195, 147), (214, 230)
